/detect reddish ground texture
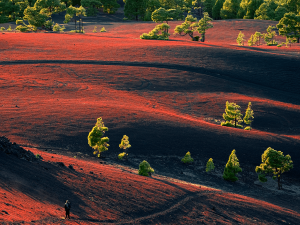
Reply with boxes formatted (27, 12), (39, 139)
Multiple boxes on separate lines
(0, 10), (300, 224)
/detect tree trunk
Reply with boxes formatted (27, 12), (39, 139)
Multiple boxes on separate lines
(201, 34), (205, 42)
(297, 37), (299, 43)
(75, 19), (76, 31)
(278, 174), (282, 190)
(234, 116), (237, 127)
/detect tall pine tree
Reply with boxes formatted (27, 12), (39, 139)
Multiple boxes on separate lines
(221, 101), (243, 128)
(124, 0), (147, 20)
(223, 149), (242, 182)
(243, 102), (254, 130)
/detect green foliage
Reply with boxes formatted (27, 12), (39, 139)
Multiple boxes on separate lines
(151, 7), (183, 24)
(93, 26), (97, 32)
(81, 0), (103, 16)
(64, 5), (87, 32)
(276, 12), (300, 43)
(212, 0), (225, 19)
(36, 154), (40, 159)
(236, 31), (245, 45)
(119, 135), (131, 150)
(238, 0), (263, 19)
(140, 23), (170, 40)
(0, 27), (5, 31)
(138, 160), (155, 176)
(220, 0), (242, 19)
(100, 0), (120, 14)
(264, 25), (277, 45)
(197, 12), (213, 42)
(254, 31), (263, 45)
(286, 0), (300, 14)
(206, 158), (215, 172)
(7, 25), (13, 31)
(124, 0), (147, 21)
(243, 102), (254, 129)
(203, 0), (216, 17)
(244, 126), (251, 130)
(87, 117), (109, 158)
(223, 149), (242, 182)
(255, 147), (293, 189)
(181, 151), (194, 163)
(254, 0), (279, 21)
(118, 152), (128, 160)
(53, 23), (65, 32)
(222, 101), (243, 128)
(174, 14), (198, 40)
(23, 5), (49, 28)
(247, 33), (255, 46)
(277, 43), (282, 47)
(100, 27), (107, 32)
(16, 19), (36, 32)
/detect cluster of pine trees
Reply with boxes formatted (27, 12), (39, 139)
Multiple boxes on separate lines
(88, 117), (294, 190)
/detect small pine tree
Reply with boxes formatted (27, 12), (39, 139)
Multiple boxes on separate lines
(248, 34), (255, 46)
(255, 147), (293, 190)
(87, 117), (109, 158)
(264, 25), (277, 45)
(138, 160), (155, 176)
(119, 135), (131, 159)
(243, 102), (254, 130)
(254, 31), (264, 45)
(93, 26), (97, 33)
(118, 152), (128, 160)
(236, 31), (245, 46)
(100, 27), (106, 32)
(7, 25), (12, 31)
(221, 101), (243, 128)
(223, 149), (242, 182)
(206, 158), (215, 172)
(181, 151), (194, 164)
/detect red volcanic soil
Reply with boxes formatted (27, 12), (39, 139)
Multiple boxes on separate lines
(1, 10), (300, 224)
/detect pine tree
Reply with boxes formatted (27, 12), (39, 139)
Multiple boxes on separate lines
(264, 25), (277, 45)
(181, 151), (194, 163)
(236, 31), (245, 45)
(140, 23), (170, 39)
(276, 12), (300, 43)
(64, 5), (87, 32)
(254, 0), (278, 21)
(119, 135), (131, 158)
(124, 0), (147, 21)
(221, 101), (243, 128)
(138, 160), (155, 176)
(197, 12), (213, 42)
(206, 158), (215, 172)
(255, 147), (293, 190)
(223, 149), (242, 182)
(87, 117), (109, 158)
(220, 0), (241, 19)
(81, 0), (103, 16)
(243, 102), (254, 130)
(212, 0), (225, 19)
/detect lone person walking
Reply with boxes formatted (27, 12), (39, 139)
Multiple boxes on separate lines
(64, 200), (71, 219)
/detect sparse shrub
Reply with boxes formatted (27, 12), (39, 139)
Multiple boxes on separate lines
(277, 44), (282, 47)
(7, 26), (12, 31)
(140, 23), (170, 40)
(74, 156), (77, 158)
(93, 26), (97, 32)
(88, 117), (109, 158)
(244, 126), (251, 130)
(223, 149), (242, 182)
(123, 17), (129, 20)
(181, 151), (194, 164)
(243, 102), (254, 130)
(118, 152), (128, 160)
(35, 154), (40, 159)
(206, 158), (215, 172)
(53, 23), (65, 32)
(255, 147), (293, 190)
(0, 27), (5, 31)
(138, 160), (154, 176)
(236, 31), (245, 46)
(221, 101), (243, 128)
(100, 27), (106, 32)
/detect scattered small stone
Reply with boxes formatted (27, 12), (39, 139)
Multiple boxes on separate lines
(80, 168), (83, 170)
(68, 165), (74, 170)
(90, 171), (94, 174)
(2, 210), (9, 214)
(56, 162), (65, 167)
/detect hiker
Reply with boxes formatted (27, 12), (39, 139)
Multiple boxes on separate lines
(64, 200), (71, 219)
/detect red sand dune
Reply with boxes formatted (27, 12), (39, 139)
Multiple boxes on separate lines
(0, 14), (300, 223)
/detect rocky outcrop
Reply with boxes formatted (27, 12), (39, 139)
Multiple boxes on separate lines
(0, 136), (39, 162)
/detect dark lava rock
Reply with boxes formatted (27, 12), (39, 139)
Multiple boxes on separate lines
(0, 136), (38, 162)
